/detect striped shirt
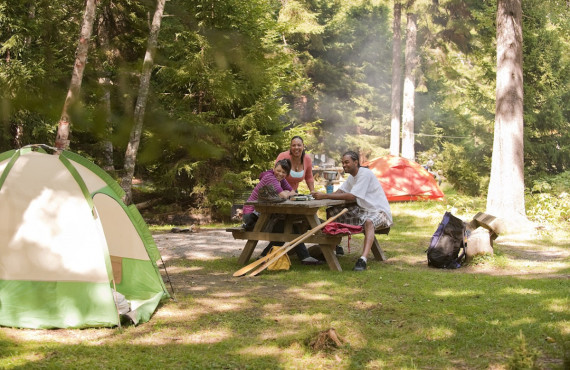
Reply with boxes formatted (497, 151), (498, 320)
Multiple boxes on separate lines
(243, 170), (293, 214)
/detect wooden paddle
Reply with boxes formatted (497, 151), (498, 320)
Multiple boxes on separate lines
(247, 208), (348, 277)
(233, 229), (311, 277)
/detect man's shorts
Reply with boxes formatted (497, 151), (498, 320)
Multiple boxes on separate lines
(327, 204), (392, 230)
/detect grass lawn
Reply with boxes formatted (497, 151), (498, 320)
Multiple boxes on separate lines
(1, 196), (568, 369)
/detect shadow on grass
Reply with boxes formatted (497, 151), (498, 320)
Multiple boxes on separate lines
(3, 258), (567, 368)
(2, 202), (568, 369)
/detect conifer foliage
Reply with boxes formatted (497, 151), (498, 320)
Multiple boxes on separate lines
(0, 0), (568, 217)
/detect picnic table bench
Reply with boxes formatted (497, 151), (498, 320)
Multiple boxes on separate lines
(226, 199), (389, 271)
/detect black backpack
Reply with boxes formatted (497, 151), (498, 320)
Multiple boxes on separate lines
(426, 212), (467, 269)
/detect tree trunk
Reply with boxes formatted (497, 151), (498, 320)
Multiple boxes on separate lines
(486, 0), (527, 230)
(10, 121), (23, 148)
(100, 77), (115, 171)
(97, 4), (115, 172)
(389, 0), (402, 156)
(401, 10), (417, 161)
(121, 0), (166, 204)
(55, 0), (98, 151)
(6, 2), (34, 149)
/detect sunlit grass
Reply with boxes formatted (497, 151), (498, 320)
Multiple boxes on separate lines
(1, 199), (569, 369)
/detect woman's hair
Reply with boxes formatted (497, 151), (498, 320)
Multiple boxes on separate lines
(342, 150), (360, 167)
(289, 136), (306, 165)
(275, 158), (292, 175)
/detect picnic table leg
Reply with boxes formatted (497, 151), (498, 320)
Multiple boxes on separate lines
(305, 214), (343, 271)
(237, 213), (270, 265)
(306, 214), (320, 229)
(238, 240), (259, 265)
(320, 243), (342, 271)
(371, 236), (387, 261)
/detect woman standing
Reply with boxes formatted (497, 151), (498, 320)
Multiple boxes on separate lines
(275, 136), (315, 192)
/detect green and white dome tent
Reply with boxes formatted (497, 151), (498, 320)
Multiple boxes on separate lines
(0, 145), (169, 329)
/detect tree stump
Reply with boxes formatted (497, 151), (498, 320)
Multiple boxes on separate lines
(309, 328), (345, 351)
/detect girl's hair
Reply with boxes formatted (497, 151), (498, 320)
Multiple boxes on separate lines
(275, 158), (292, 175)
(289, 136), (306, 165)
(342, 150), (360, 167)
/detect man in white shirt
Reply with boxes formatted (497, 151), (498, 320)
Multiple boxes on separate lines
(312, 151), (392, 271)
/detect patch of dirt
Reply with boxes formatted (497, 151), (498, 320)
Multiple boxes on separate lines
(154, 229), (245, 261)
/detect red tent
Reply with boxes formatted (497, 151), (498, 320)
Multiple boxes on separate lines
(363, 155), (444, 201)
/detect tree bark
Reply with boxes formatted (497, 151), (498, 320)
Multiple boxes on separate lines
(486, 0), (527, 229)
(401, 9), (417, 161)
(55, 0), (98, 151)
(121, 0), (166, 204)
(100, 77), (115, 171)
(10, 121), (23, 148)
(5, 2), (35, 148)
(389, 0), (402, 156)
(96, 4), (115, 172)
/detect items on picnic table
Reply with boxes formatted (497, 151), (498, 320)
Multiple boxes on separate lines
(290, 194), (314, 201)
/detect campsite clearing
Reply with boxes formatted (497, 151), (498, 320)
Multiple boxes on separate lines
(1, 200), (568, 369)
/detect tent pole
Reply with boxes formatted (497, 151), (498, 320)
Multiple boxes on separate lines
(111, 279), (122, 329)
(160, 256), (177, 301)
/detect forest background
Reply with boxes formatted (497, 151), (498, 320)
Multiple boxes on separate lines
(1, 0), (568, 223)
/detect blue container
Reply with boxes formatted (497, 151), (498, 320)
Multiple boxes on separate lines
(326, 184), (334, 194)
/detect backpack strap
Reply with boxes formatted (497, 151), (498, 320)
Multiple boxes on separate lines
(454, 228), (468, 265)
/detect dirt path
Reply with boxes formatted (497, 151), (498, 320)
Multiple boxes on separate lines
(154, 229), (248, 261)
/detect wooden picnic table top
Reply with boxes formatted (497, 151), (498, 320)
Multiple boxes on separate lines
(245, 198), (348, 207)
(245, 199), (351, 215)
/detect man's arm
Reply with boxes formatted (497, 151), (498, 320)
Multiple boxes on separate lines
(311, 189), (356, 201)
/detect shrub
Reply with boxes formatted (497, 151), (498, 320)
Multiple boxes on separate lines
(208, 171), (256, 221)
(506, 331), (541, 370)
(526, 171), (570, 224)
(439, 143), (483, 196)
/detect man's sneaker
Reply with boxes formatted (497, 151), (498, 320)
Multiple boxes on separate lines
(335, 245), (344, 255)
(353, 257), (367, 271)
(301, 257), (323, 265)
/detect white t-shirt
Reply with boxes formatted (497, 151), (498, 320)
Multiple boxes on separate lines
(339, 167), (393, 223)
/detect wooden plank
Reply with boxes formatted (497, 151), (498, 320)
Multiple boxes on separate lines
(375, 227), (390, 235)
(237, 212), (269, 265)
(320, 244), (341, 271)
(238, 240), (258, 265)
(229, 230), (343, 245)
(247, 208), (349, 276)
(226, 227), (244, 232)
(371, 237), (387, 261)
(473, 212), (503, 239)
(233, 232), (308, 277)
(245, 199), (349, 208)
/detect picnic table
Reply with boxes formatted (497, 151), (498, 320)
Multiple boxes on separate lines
(226, 199), (389, 271)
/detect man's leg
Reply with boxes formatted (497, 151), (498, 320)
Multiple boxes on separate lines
(361, 220), (376, 258)
(353, 220), (374, 271)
